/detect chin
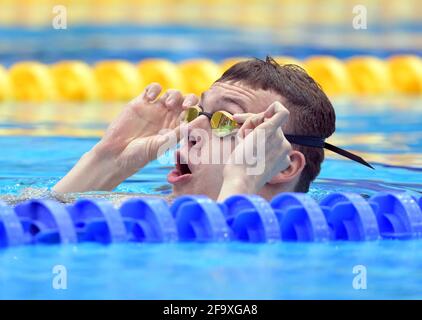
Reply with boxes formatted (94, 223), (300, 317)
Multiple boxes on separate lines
(172, 181), (198, 196)
(172, 182), (218, 199)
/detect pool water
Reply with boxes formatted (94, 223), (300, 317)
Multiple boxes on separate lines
(0, 98), (421, 299)
(1, 241), (422, 299)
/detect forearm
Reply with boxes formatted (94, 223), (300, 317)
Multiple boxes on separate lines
(53, 148), (127, 194)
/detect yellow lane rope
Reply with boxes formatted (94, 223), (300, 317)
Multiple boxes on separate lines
(0, 55), (421, 102)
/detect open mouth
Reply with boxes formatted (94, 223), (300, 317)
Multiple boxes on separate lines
(179, 162), (192, 175)
(167, 151), (193, 184)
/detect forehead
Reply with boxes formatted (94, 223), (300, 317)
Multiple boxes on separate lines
(201, 81), (282, 114)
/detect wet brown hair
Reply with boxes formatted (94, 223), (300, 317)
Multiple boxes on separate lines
(216, 56), (336, 192)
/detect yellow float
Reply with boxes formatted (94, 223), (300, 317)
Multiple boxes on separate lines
(179, 59), (222, 95)
(388, 55), (422, 94)
(9, 61), (56, 101)
(1, 55), (421, 102)
(94, 60), (143, 101)
(305, 56), (352, 96)
(51, 61), (98, 101)
(346, 56), (392, 95)
(138, 59), (185, 92)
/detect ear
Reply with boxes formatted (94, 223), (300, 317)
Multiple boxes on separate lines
(268, 150), (306, 185)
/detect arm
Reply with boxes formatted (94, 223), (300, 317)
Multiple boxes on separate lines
(53, 84), (198, 194)
(52, 144), (126, 193)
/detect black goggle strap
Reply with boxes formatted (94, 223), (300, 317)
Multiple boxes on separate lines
(284, 135), (374, 169)
(187, 112), (373, 169)
(198, 111), (213, 119)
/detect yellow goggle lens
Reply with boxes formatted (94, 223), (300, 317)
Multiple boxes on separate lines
(184, 106), (201, 122)
(184, 107), (239, 137)
(210, 111), (238, 137)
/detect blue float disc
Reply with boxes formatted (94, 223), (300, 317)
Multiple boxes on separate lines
(0, 201), (25, 247)
(223, 194), (280, 242)
(271, 193), (330, 242)
(14, 199), (77, 244)
(171, 195), (230, 242)
(120, 197), (177, 242)
(320, 193), (380, 241)
(68, 199), (127, 243)
(369, 192), (422, 239)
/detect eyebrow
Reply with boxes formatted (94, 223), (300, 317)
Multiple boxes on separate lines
(218, 96), (246, 113)
(200, 92), (246, 113)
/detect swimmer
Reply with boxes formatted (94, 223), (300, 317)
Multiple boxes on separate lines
(52, 57), (372, 203)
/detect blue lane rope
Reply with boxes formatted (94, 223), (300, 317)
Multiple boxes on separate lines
(320, 193), (380, 241)
(0, 191), (421, 247)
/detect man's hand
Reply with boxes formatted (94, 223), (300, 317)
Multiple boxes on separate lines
(53, 83), (198, 193)
(217, 101), (292, 201)
(95, 83), (198, 175)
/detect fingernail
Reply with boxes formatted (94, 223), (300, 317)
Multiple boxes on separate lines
(182, 99), (192, 107)
(147, 90), (156, 99)
(166, 97), (175, 106)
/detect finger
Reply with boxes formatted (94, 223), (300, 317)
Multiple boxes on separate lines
(162, 89), (184, 109)
(143, 83), (162, 101)
(274, 127), (289, 147)
(178, 110), (187, 123)
(272, 101), (290, 122)
(250, 113), (265, 127)
(232, 112), (255, 123)
(159, 90), (170, 105)
(167, 122), (189, 143)
(260, 102), (290, 132)
(237, 117), (253, 138)
(237, 113), (264, 138)
(263, 101), (283, 119)
(182, 94), (199, 108)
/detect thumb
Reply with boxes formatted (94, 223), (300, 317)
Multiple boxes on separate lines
(169, 122), (189, 143)
(156, 126), (184, 150)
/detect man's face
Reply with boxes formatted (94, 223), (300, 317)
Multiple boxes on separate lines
(168, 81), (283, 199)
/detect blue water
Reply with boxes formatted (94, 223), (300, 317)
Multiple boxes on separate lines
(0, 99), (421, 299)
(1, 241), (422, 299)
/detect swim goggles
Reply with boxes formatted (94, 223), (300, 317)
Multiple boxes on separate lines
(184, 106), (374, 169)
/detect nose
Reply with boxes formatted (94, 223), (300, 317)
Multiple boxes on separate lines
(185, 115), (209, 148)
